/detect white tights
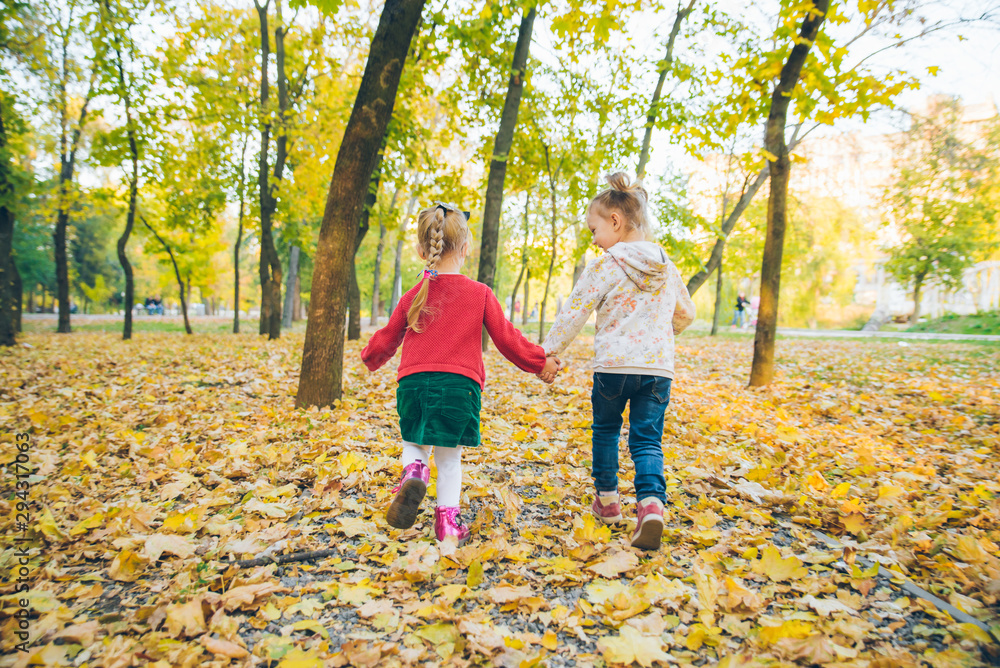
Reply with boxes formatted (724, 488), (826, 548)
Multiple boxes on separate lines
(402, 441), (463, 507)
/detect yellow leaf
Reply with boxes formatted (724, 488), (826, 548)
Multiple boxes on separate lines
(806, 471), (828, 491)
(950, 623), (993, 644)
(166, 596), (206, 637)
(877, 485), (905, 501)
(277, 649), (325, 668)
(202, 636), (249, 659)
(830, 482), (851, 498)
(752, 545), (808, 581)
(586, 550), (640, 578)
(598, 625), (671, 667)
(573, 513), (612, 543)
(37, 506), (67, 541)
(541, 630), (559, 650)
(721, 577), (764, 612)
(70, 512), (104, 536)
(466, 560), (484, 588)
(108, 549), (145, 582)
(433, 584), (470, 605)
(337, 516), (371, 538)
(289, 619), (330, 639)
(758, 619), (813, 645)
(81, 450), (98, 469)
(143, 533), (197, 562)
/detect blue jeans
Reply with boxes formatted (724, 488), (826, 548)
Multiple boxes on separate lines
(591, 373), (671, 503)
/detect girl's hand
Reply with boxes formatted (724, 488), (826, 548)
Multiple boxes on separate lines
(538, 355), (561, 384)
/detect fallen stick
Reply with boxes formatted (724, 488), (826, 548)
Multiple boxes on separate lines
(236, 548), (339, 569)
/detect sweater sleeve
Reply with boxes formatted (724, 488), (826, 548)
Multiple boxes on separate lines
(483, 287), (547, 374)
(361, 292), (410, 371)
(542, 256), (615, 356)
(670, 263), (696, 334)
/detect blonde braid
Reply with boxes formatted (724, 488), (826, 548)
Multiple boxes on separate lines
(407, 208), (447, 332)
(426, 209), (445, 270)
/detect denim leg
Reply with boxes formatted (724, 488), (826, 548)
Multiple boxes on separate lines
(591, 373), (628, 493)
(626, 376), (671, 503)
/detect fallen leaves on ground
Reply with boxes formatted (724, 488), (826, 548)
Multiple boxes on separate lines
(1, 331), (999, 667)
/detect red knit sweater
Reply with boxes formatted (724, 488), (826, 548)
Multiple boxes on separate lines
(361, 274), (546, 388)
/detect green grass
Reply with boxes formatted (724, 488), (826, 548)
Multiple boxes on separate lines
(20, 317), (310, 335)
(907, 311), (1000, 336)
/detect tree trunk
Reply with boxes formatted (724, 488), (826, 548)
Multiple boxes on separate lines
(711, 261), (723, 336)
(749, 0), (829, 388)
(292, 274), (300, 321)
(522, 269), (530, 327)
(27, 287), (34, 318)
(348, 219), (369, 340)
(477, 6), (536, 351)
(389, 194), (418, 316)
(0, 98), (16, 345)
(348, 152), (382, 340)
(910, 272), (926, 324)
(141, 216), (192, 335)
(12, 261), (21, 334)
(537, 144), (562, 343)
(296, 0), (424, 408)
(283, 245), (300, 328)
(509, 195), (530, 322)
(636, 0), (696, 180)
(370, 222), (387, 326)
(234, 196), (244, 333)
(102, 12), (139, 341)
(255, 0), (288, 340)
(53, 32), (94, 334)
(233, 138), (249, 334)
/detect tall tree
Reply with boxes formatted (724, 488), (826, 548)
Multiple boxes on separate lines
(749, 0), (829, 387)
(0, 95), (19, 346)
(297, 0), (426, 408)
(475, 4), (536, 350)
(48, 1), (97, 333)
(96, 0), (145, 340)
(254, 0), (290, 340)
(884, 98), (998, 324)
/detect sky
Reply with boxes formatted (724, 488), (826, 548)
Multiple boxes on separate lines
(616, 0), (1000, 178)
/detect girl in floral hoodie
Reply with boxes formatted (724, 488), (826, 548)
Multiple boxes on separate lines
(540, 172), (695, 550)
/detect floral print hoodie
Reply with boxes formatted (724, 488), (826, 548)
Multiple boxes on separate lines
(542, 240), (696, 378)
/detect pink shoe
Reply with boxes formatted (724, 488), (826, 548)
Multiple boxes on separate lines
(434, 506), (471, 545)
(631, 497), (664, 550)
(592, 491), (623, 525)
(386, 462), (429, 529)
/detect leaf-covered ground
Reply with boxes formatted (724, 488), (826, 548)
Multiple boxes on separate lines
(2, 331), (999, 667)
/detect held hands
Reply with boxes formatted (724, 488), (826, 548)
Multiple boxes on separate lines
(537, 354), (563, 384)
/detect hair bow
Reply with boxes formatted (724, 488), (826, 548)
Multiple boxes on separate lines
(423, 269), (438, 279)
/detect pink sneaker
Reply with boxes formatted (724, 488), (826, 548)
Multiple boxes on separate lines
(592, 491), (623, 525)
(386, 462), (429, 529)
(631, 497), (664, 550)
(434, 506), (471, 545)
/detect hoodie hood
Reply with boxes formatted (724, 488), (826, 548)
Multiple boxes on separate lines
(606, 241), (670, 292)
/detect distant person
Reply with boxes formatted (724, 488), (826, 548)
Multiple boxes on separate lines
(539, 172), (696, 551)
(361, 202), (559, 547)
(529, 304), (538, 321)
(514, 299), (521, 315)
(732, 292), (750, 328)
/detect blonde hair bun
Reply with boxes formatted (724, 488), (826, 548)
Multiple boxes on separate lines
(591, 172), (651, 238)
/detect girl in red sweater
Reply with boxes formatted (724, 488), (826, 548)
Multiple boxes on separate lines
(361, 202), (560, 545)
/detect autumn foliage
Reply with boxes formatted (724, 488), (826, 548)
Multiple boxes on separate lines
(2, 332), (1000, 666)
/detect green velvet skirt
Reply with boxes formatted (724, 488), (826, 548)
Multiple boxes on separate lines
(396, 372), (482, 448)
